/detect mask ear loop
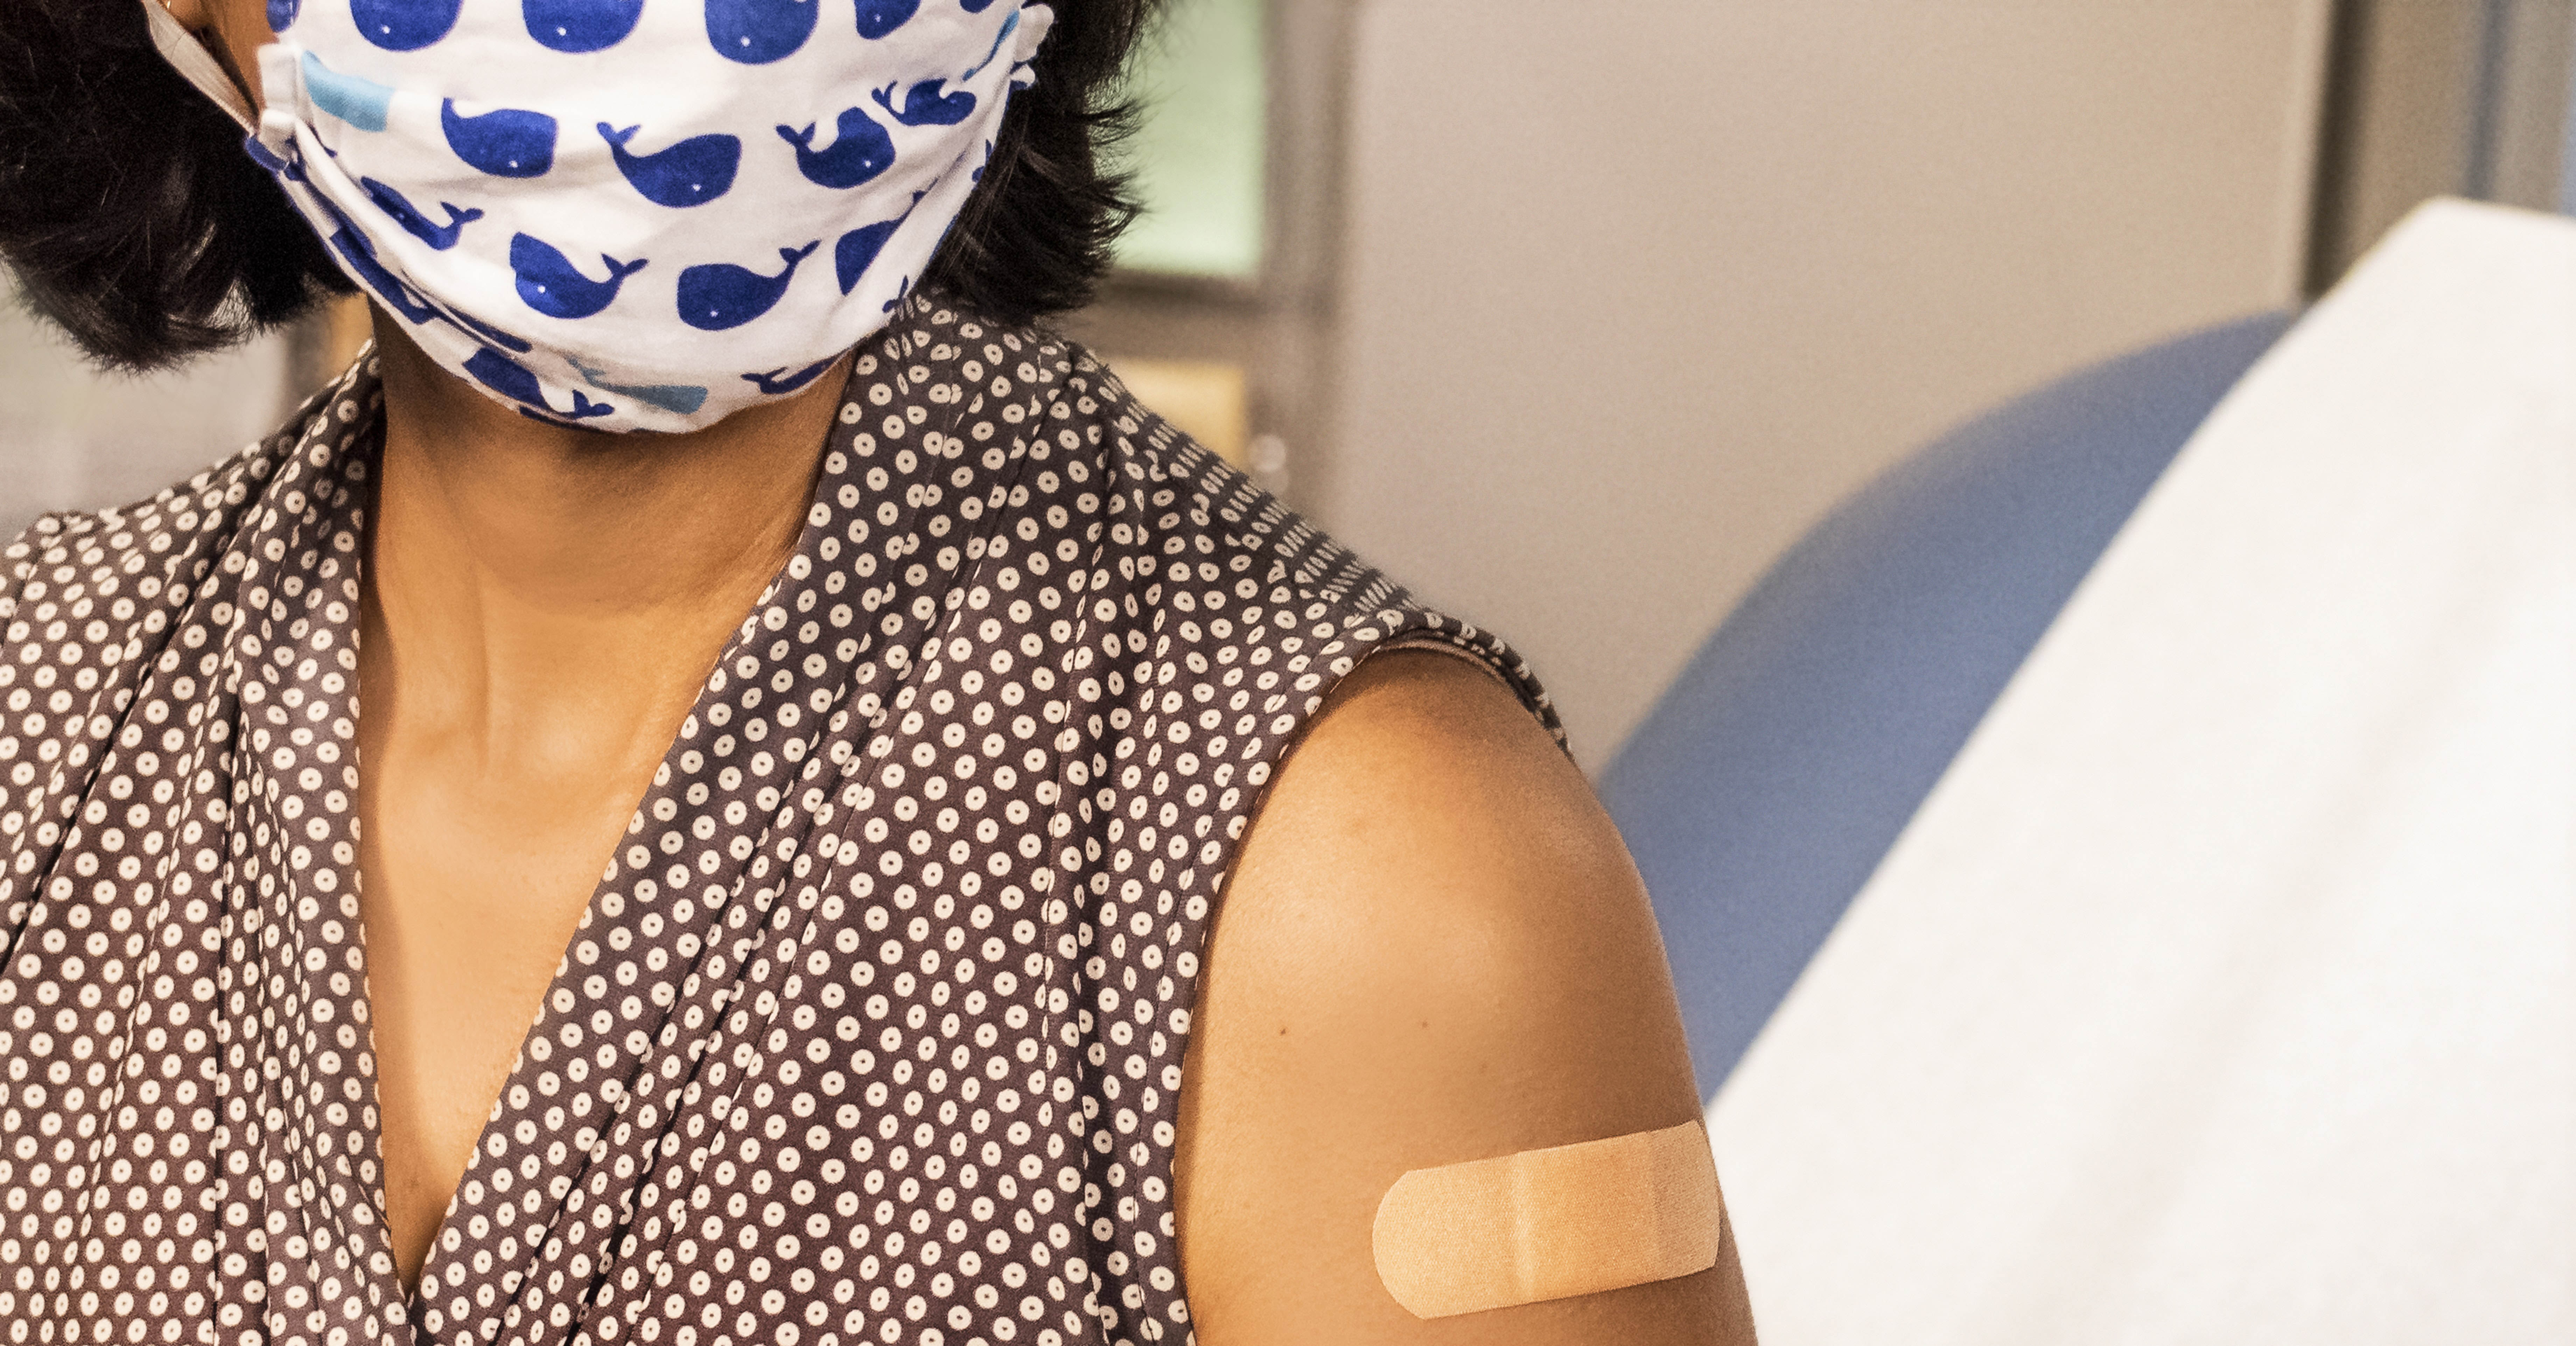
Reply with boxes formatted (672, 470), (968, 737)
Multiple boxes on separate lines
(139, 0), (260, 133)
(1006, 5), (1054, 88)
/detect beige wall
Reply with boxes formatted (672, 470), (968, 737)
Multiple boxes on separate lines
(2, 0), (2338, 768)
(0, 278), (293, 541)
(1317, 0), (2333, 769)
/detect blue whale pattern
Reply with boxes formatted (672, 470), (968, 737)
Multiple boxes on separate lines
(242, 133), (307, 182)
(742, 356), (838, 395)
(302, 191), (536, 350)
(509, 233), (646, 319)
(361, 177), (482, 249)
(852, 0), (918, 38)
(569, 357), (710, 416)
(677, 241), (817, 331)
(465, 349), (614, 419)
(443, 100), (558, 177)
(330, 231), (440, 324)
(832, 193), (917, 293)
(442, 306), (534, 353)
(957, 8), (1019, 80)
(777, 108), (894, 189)
(351, 0), (461, 50)
(268, 0), (299, 30)
(832, 220), (899, 293)
(872, 79), (975, 127)
(600, 123), (741, 207)
(308, 195), (445, 325)
(523, 0), (645, 51)
(705, 0), (816, 64)
(301, 52), (394, 132)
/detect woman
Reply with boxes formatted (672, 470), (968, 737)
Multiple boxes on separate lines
(0, 1), (1754, 1342)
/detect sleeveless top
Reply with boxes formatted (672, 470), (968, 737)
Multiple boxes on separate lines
(0, 299), (1558, 1346)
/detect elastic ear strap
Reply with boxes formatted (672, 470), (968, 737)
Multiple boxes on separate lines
(139, 0), (259, 133)
(1011, 4), (1055, 61)
(1371, 1118), (1725, 1319)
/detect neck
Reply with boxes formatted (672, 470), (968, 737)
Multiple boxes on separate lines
(360, 316), (845, 773)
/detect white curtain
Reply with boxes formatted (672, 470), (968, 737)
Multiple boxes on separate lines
(1710, 199), (2576, 1345)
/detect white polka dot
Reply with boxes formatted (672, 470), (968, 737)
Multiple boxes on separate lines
(0, 299), (1557, 1346)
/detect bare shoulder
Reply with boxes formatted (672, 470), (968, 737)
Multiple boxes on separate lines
(1173, 649), (1756, 1345)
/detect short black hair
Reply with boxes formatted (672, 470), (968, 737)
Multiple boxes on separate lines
(0, 0), (1155, 372)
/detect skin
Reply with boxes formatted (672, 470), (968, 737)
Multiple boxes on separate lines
(1176, 650), (1755, 1344)
(349, 325), (850, 1277)
(162, 4), (1758, 1339)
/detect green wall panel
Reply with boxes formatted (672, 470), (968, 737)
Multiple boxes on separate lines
(1115, 0), (1267, 280)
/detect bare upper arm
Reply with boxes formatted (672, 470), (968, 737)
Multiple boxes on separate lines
(1172, 649), (1756, 1345)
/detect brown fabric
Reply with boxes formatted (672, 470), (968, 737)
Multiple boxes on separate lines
(0, 300), (1558, 1346)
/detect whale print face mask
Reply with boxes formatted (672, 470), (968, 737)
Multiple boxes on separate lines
(155, 0), (1052, 432)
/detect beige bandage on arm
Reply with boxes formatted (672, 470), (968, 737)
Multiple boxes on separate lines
(1370, 1118), (1725, 1318)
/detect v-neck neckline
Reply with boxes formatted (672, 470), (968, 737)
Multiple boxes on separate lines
(331, 390), (836, 1310)
(300, 325), (980, 1334)
(0, 301), (1558, 1346)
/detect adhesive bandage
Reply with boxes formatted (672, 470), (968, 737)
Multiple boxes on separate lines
(1371, 1118), (1725, 1318)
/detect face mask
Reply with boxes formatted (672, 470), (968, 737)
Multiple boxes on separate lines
(145, 0), (1051, 433)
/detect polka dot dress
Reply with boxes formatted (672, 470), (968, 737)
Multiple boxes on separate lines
(0, 298), (1558, 1346)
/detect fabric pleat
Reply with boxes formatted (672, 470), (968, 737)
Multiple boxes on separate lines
(0, 299), (1555, 1346)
